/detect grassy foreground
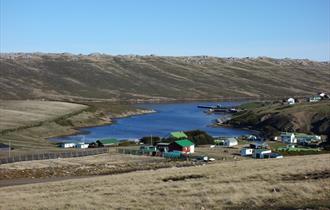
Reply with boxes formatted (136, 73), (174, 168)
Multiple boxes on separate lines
(0, 154), (329, 209)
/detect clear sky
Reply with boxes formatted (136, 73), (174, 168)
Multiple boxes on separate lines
(1, 0), (329, 61)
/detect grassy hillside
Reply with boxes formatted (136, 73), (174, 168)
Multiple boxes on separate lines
(1, 53), (329, 101)
(0, 100), (141, 152)
(0, 100), (88, 132)
(228, 101), (330, 138)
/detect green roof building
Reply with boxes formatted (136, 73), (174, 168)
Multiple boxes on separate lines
(169, 139), (195, 154)
(170, 131), (188, 139)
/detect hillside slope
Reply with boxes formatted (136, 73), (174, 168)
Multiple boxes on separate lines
(1, 53), (329, 101)
(228, 101), (330, 139)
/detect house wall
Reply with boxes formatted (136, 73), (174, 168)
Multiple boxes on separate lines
(62, 143), (76, 148)
(253, 150), (271, 158)
(189, 145), (195, 153)
(240, 148), (253, 156)
(169, 143), (194, 154)
(169, 143), (182, 152)
(76, 144), (89, 149)
(225, 140), (237, 147)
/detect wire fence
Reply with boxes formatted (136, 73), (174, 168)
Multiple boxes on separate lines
(0, 147), (109, 165)
(117, 148), (155, 156)
(117, 148), (196, 160)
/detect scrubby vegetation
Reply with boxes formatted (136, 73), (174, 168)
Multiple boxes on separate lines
(1, 53), (329, 101)
(184, 130), (214, 146)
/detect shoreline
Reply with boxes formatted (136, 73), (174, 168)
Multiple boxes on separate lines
(48, 108), (157, 142)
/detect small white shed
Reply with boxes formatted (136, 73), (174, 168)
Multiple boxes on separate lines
(60, 142), (76, 148)
(76, 142), (89, 149)
(287, 98), (295, 105)
(224, 138), (238, 147)
(240, 148), (253, 156)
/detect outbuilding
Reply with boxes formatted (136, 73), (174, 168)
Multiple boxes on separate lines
(169, 139), (195, 154)
(223, 138), (238, 147)
(253, 149), (272, 159)
(240, 148), (253, 156)
(75, 142), (89, 149)
(287, 98), (295, 105)
(60, 142), (76, 148)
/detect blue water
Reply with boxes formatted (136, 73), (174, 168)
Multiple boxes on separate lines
(50, 101), (252, 143)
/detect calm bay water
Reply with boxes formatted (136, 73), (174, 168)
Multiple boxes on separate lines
(50, 101), (252, 143)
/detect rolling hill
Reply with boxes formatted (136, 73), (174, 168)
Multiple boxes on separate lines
(1, 53), (329, 101)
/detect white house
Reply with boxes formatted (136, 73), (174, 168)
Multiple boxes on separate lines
(75, 142), (89, 149)
(60, 142), (76, 148)
(287, 98), (295, 105)
(319, 92), (328, 99)
(240, 148), (253, 156)
(253, 149), (272, 159)
(224, 138), (238, 147)
(295, 134), (322, 145)
(281, 132), (297, 144)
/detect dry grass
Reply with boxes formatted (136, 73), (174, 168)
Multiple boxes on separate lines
(193, 146), (244, 160)
(0, 100), (87, 132)
(0, 100), (147, 152)
(2, 54), (330, 101)
(0, 154), (329, 209)
(0, 100), (90, 151)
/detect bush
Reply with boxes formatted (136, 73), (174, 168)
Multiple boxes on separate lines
(184, 130), (214, 146)
(118, 141), (137, 146)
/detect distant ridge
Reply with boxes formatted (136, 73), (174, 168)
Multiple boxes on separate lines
(1, 53), (329, 101)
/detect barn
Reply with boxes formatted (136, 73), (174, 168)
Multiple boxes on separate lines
(169, 139), (195, 154)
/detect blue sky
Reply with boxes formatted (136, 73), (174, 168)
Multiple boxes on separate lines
(1, 0), (329, 60)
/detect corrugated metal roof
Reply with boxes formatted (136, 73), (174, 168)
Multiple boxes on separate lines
(170, 131), (188, 139)
(175, 139), (194, 147)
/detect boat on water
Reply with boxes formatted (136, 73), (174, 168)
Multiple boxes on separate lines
(198, 104), (240, 114)
(197, 104), (223, 109)
(204, 107), (240, 114)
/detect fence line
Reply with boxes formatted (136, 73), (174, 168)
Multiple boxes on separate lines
(0, 147), (109, 165)
(117, 148), (191, 160)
